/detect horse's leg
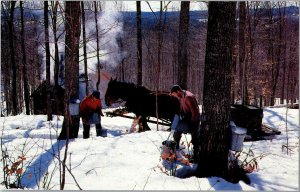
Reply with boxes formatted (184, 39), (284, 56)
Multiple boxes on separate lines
(130, 116), (141, 132)
(140, 116), (150, 132)
(138, 119), (143, 132)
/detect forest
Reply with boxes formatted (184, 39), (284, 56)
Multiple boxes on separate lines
(1, 1), (299, 116)
(0, 1), (299, 189)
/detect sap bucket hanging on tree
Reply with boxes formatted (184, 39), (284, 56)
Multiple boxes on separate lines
(69, 97), (80, 116)
(230, 121), (247, 152)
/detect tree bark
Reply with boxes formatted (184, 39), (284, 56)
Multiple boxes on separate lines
(58, 1), (81, 141)
(20, 1), (30, 115)
(51, 1), (61, 115)
(196, 2), (236, 179)
(178, 1), (190, 90)
(266, 2), (277, 106)
(81, 1), (89, 96)
(238, 2), (246, 104)
(117, 35), (125, 81)
(44, 1), (52, 121)
(8, 1), (17, 115)
(136, 1), (142, 86)
(94, 1), (101, 91)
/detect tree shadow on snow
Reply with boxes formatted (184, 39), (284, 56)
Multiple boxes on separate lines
(208, 177), (244, 190)
(175, 164), (247, 190)
(106, 129), (123, 137)
(263, 108), (298, 129)
(21, 140), (66, 189)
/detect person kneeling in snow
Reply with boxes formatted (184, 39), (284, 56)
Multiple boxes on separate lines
(170, 85), (200, 160)
(80, 91), (104, 138)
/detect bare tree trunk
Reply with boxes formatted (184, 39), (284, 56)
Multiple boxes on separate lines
(44, 1), (52, 121)
(20, 1), (30, 115)
(154, 1), (164, 130)
(136, 1), (142, 86)
(1, 17), (11, 116)
(238, 2), (246, 104)
(277, 3), (286, 105)
(8, 1), (17, 115)
(58, 2), (81, 189)
(94, 1), (101, 91)
(117, 35), (125, 81)
(178, 1), (190, 90)
(266, 2), (278, 106)
(58, 1), (81, 140)
(81, 1), (89, 96)
(50, 1), (61, 115)
(196, 1), (236, 179)
(51, 2), (59, 88)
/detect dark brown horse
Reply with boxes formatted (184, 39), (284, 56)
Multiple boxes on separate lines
(105, 78), (180, 131)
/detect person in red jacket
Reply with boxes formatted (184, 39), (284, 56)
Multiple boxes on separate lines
(80, 91), (104, 138)
(170, 85), (200, 159)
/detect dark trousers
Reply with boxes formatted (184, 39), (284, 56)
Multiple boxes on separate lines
(173, 120), (189, 149)
(83, 123), (102, 139)
(173, 131), (182, 149)
(173, 122), (200, 162)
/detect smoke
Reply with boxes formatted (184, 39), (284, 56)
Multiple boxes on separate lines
(38, 1), (124, 85)
(38, 4), (65, 84)
(79, 1), (124, 75)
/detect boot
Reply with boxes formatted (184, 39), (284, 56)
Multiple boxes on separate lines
(96, 123), (102, 136)
(173, 131), (182, 149)
(83, 124), (90, 139)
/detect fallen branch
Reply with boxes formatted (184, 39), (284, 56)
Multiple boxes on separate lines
(105, 112), (171, 126)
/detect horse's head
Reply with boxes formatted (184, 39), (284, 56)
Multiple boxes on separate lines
(105, 77), (121, 106)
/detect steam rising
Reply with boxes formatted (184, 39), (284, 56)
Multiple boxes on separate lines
(39, 2), (124, 83)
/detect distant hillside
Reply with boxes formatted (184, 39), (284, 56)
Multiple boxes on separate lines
(121, 10), (208, 29)
(121, 6), (298, 29)
(9, 5), (298, 27)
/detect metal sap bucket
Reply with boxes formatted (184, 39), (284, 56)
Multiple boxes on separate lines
(230, 121), (247, 152)
(161, 140), (177, 175)
(69, 98), (80, 116)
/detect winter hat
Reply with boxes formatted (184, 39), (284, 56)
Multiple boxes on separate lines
(92, 91), (100, 99)
(170, 85), (182, 93)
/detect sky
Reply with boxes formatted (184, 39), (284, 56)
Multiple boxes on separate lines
(0, 105), (298, 190)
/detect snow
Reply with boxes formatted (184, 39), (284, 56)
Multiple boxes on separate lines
(0, 107), (298, 190)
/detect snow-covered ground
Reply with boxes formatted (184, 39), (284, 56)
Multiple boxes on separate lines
(0, 107), (298, 190)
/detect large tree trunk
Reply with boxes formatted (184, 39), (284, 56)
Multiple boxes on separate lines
(155, 1), (165, 130)
(238, 2), (246, 104)
(8, 1), (17, 115)
(276, 3), (286, 105)
(94, 1), (101, 91)
(177, 1), (190, 90)
(136, 1), (142, 86)
(58, 2), (81, 140)
(44, 1), (52, 121)
(20, 1), (30, 115)
(51, 1), (61, 114)
(196, 1), (236, 179)
(266, 2), (277, 106)
(81, 1), (89, 96)
(156, 1), (162, 87)
(51, 2), (59, 88)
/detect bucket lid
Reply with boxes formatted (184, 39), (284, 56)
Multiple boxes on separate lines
(231, 126), (247, 134)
